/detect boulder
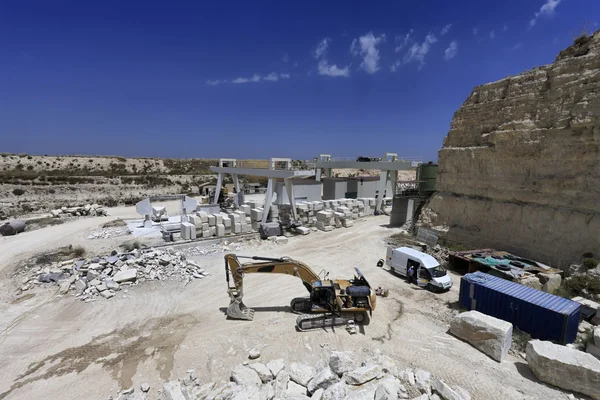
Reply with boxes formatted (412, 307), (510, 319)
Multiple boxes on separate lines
(230, 364), (262, 387)
(260, 382), (275, 400)
(586, 342), (600, 360)
(521, 275), (543, 291)
(74, 279), (87, 295)
(229, 385), (261, 400)
(344, 364), (382, 385)
(288, 362), (315, 387)
(398, 368), (415, 386)
(105, 278), (120, 291)
(113, 269), (137, 283)
(368, 354), (398, 376)
(248, 348), (261, 359)
(594, 326), (600, 347)
(526, 340), (600, 399)
(286, 380), (307, 395)
(537, 273), (562, 293)
(432, 379), (469, 400)
(274, 370), (290, 398)
(59, 279), (73, 294)
(449, 310), (512, 362)
(162, 381), (186, 400)
(86, 270), (99, 281)
(311, 388), (324, 400)
(307, 366), (338, 394)
(248, 362), (273, 383)
(329, 351), (357, 376)
(321, 381), (348, 400)
(414, 369), (432, 394)
(374, 375), (403, 400)
(267, 359), (285, 377)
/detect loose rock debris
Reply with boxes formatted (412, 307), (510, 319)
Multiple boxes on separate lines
(14, 237), (290, 301)
(50, 203), (108, 218)
(17, 247), (211, 302)
(110, 350), (471, 400)
(87, 227), (131, 239)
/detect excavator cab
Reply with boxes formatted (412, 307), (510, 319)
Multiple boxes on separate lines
(310, 281), (337, 312)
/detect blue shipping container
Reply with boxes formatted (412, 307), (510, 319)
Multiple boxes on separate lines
(459, 272), (581, 344)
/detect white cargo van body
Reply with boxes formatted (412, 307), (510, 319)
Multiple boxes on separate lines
(385, 247), (452, 290)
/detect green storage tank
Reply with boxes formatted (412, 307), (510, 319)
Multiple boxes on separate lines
(417, 162), (438, 196)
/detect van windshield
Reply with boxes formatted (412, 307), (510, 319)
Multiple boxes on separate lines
(431, 266), (446, 278)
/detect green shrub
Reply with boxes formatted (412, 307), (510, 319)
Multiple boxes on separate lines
(121, 240), (142, 251)
(102, 219), (126, 228)
(12, 188), (25, 196)
(583, 258), (598, 269)
(574, 32), (588, 45)
(557, 275), (600, 299)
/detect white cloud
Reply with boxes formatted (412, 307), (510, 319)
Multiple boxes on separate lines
(206, 80), (222, 86)
(441, 24), (452, 36)
(473, 28), (478, 36)
(503, 24), (508, 31)
(263, 72), (279, 81)
(444, 41), (458, 60)
(403, 32), (437, 69)
(390, 61), (401, 72)
(282, 53), (289, 63)
(350, 32), (386, 74)
(489, 30), (496, 39)
(395, 29), (414, 52)
(317, 60), (350, 77)
(510, 42), (523, 51)
(530, 0), (562, 26)
(231, 74), (261, 84)
(263, 72), (290, 82)
(314, 38), (330, 59)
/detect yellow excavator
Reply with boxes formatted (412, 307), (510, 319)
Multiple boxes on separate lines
(224, 253), (376, 331)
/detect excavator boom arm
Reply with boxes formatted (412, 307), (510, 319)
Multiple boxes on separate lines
(225, 253), (320, 298)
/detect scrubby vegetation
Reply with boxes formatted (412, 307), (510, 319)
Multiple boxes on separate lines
(101, 219), (127, 228)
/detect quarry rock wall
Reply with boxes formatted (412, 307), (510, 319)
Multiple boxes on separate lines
(420, 32), (600, 268)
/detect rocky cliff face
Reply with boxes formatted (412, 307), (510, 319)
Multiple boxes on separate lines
(420, 32), (600, 268)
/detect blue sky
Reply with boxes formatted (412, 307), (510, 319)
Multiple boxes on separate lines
(0, 1), (597, 162)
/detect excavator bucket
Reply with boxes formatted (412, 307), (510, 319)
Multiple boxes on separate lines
(226, 296), (255, 321)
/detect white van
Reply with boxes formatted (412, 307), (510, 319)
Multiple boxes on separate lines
(385, 247), (452, 291)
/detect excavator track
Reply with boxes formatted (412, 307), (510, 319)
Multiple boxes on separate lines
(295, 312), (370, 331)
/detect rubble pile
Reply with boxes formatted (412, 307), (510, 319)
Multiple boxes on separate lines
(113, 350), (472, 400)
(50, 203), (108, 218)
(87, 227), (131, 239)
(18, 247), (211, 302)
(567, 260), (600, 302)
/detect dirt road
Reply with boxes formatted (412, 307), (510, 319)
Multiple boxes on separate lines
(0, 216), (569, 400)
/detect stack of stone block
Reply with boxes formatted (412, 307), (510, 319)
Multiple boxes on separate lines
(315, 210), (334, 232)
(250, 207), (263, 231)
(357, 198), (376, 215)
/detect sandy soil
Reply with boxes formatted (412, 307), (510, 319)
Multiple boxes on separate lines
(0, 212), (571, 400)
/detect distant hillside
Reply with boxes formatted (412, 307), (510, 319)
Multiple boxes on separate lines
(0, 154), (271, 218)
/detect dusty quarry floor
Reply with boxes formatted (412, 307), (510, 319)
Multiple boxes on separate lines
(0, 208), (572, 400)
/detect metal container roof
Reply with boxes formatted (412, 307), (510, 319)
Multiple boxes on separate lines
(464, 271), (580, 315)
